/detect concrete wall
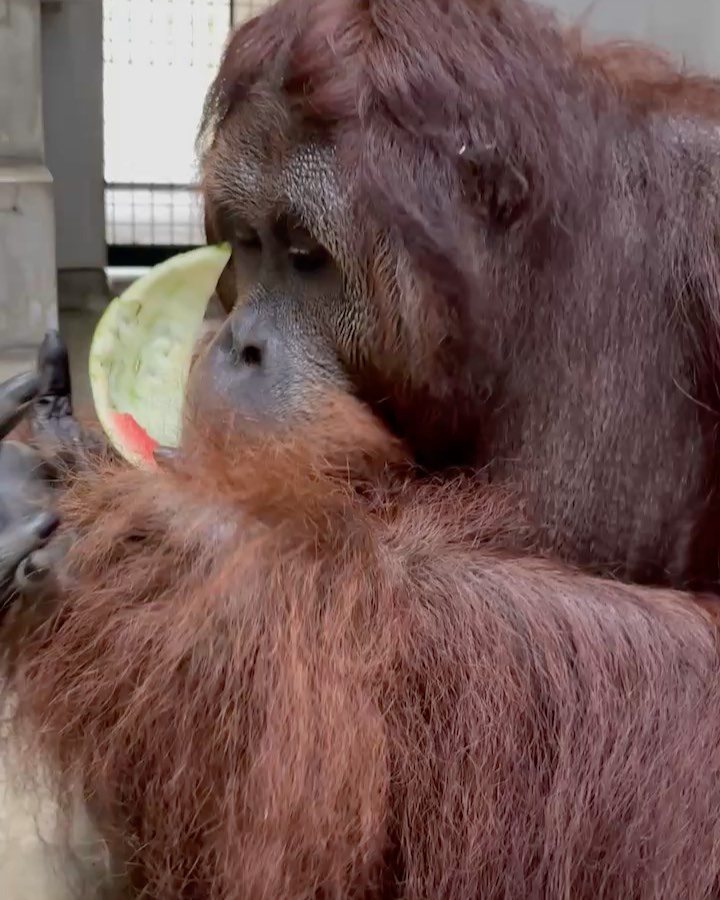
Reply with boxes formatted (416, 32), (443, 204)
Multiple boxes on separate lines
(41, 0), (107, 311)
(0, 0), (45, 160)
(0, 0), (57, 361)
(41, 0), (105, 274)
(0, 164), (57, 349)
(547, 0), (720, 74)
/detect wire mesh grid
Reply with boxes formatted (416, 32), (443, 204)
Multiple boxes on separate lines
(104, 0), (271, 249)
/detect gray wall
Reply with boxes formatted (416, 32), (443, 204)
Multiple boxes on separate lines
(547, 0), (720, 74)
(41, 0), (105, 274)
(0, 0), (57, 360)
(40, 0), (107, 314)
(0, 0), (45, 160)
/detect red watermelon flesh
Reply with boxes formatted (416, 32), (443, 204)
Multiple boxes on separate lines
(109, 412), (160, 466)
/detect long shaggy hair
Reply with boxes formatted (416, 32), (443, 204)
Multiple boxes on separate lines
(201, 0), (720, 351)
(4, 394), (720, 899)
(7, 1), (720, 896)
(197, 0), (720, 590)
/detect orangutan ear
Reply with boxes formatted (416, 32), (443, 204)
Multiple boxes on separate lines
(459, 145), (530, 228)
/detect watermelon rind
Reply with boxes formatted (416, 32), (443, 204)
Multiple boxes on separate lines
(89, 244), (231, 467)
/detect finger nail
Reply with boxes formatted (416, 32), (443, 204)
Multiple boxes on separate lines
(16, 556), (49, 585)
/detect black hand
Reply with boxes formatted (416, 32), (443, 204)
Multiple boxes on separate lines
(38, 329), (72, 401)
(31, 330), (81, 446)
(0, 510), (59, 596)
(0, 372), (41, 439)
(14, 532), (71, 611)
(0, 440), (59, 611)
(0, 357), (62, 615)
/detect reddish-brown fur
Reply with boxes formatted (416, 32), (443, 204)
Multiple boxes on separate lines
(203, 0), (720, 360)
(5, 393), (720, 899)
(7, 3), (720, 897)
(201, 0), (720, 589)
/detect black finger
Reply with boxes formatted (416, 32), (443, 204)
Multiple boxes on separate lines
(0, 511), (59, 580)
(0, 402), (36, 442)
(0, 371), (41, 406)
(14, 532), (74, 605)
(15, 549), (53, 592)
(9, 555), (53, 615)
(14, 554), (50, 589)
(37, 330), (72, 400)
(19, 535), (69, 578)
(0, 372), (40, 437)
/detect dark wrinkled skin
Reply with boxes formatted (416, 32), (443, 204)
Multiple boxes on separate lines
(0, 331), (81, 615)
(195, 140), (359, 428)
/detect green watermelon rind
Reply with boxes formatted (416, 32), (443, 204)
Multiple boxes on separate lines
(89, 244), (231, 467)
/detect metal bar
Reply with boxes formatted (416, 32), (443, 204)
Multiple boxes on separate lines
(104, 182), (200, 192)
(108, 244), (200, 267)
(103, 0), (232, 250)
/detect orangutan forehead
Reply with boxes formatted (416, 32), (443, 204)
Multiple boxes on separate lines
(204, 126), (348, 250)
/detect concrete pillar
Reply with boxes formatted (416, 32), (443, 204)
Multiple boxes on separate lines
(0, 0), (57, 372)
(41, 0), (108, 312)
(0, 165), (57, 348)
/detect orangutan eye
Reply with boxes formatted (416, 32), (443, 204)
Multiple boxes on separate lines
(235, 224), (261, 251)
(289, 245), (330, 274)
(285, 220), (329, 274)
